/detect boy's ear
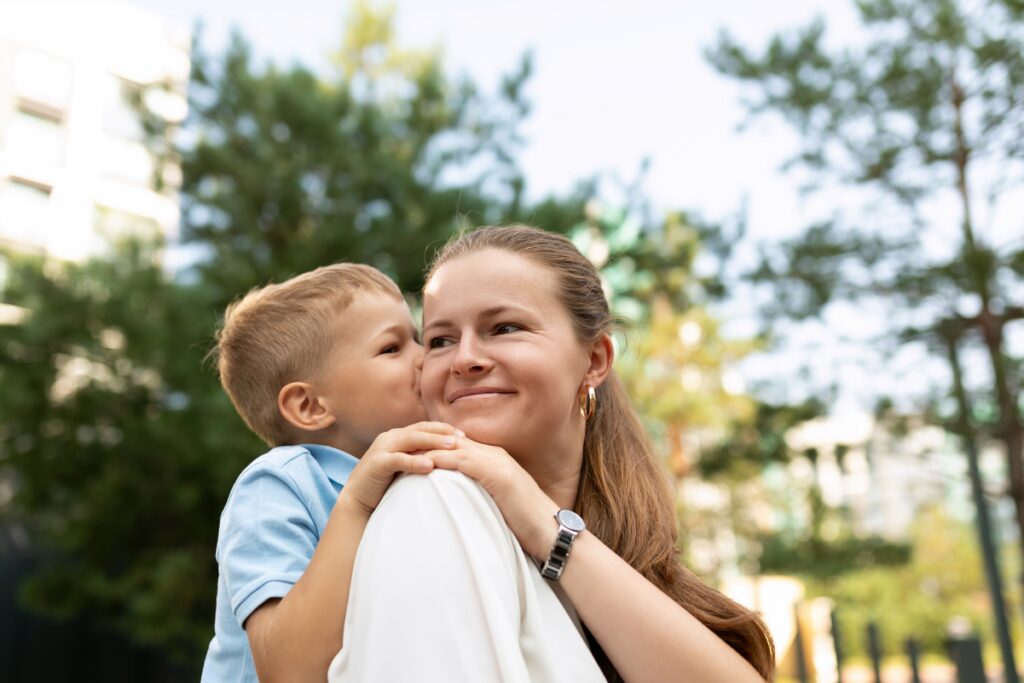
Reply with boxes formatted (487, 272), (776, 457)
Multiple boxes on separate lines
(583, 333), (614, 389)
(278, 381), (337, 433)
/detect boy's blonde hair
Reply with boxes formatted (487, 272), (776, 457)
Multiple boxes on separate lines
(212, 263), (403, 446)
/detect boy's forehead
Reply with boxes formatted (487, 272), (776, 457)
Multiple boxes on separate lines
(331, 292), (414, 341)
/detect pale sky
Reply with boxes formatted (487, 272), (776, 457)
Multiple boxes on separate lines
(131, 0), (860, 238)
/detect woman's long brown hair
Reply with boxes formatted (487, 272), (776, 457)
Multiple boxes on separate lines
(426, 224), (776, 682)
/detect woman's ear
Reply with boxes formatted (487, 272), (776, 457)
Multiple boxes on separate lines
(584, 333), (614, 389)
(278, 381), (336, 433)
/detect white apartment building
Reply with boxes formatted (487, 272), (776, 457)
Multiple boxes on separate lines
(680, 412), (1003, 580)
(0, 1), (189, 262)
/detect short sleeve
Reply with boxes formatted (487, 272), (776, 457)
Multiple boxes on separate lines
(218, 463), (318, 626)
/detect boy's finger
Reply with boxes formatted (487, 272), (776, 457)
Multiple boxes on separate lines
(386, 430), (461, 454)
(421, 449), (461, 470)
(387, 452), (435, 474)
(402, 422), (465, 437)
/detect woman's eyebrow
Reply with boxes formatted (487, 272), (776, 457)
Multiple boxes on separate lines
(422, 318), (452, 334)
(423, 305), (532, 333)
(479, 305), (526, 319)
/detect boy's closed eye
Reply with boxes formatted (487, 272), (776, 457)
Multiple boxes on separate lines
(379, 328), (422, 355)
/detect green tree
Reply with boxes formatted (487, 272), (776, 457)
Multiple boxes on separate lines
(0, 238), (236, 658)
(180, 2), (587, 303)
(707, 0), (1024, 592)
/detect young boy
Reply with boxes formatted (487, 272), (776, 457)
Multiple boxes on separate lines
(199, 263), (460, 683)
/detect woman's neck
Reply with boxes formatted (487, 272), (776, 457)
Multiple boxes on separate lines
(537, 468), (581, 511)
(514, 430), (585, 511)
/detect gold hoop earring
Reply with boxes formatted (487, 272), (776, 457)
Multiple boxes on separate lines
(579, 385), (597, 420)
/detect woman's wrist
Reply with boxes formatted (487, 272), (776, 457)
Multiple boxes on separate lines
(525, 505), (562, 561)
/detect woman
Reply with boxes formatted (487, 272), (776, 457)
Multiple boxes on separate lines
(332, 225), (774, 682)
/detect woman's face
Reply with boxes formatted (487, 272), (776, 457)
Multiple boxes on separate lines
(421, 249), (592, 460)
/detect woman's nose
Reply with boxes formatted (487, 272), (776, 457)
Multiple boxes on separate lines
(451, 334), (490, 376)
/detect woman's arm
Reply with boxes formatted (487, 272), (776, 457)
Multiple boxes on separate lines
(425, 438), (767, 683)
(559, 530), (764, 683)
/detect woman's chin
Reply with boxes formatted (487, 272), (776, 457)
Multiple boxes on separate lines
(456, 421), (515, 449)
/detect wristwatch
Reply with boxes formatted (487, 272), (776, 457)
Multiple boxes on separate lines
(539, 509), (586, 580)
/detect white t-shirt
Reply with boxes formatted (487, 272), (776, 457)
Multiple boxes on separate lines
(329, 469), (606, 682)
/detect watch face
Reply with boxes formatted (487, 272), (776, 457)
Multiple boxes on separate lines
(557, 509), (586, 533)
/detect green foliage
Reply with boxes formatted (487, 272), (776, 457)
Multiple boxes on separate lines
(0, 239), (253, 658)
(697, 399), (824, 480)
(811, 507), (1005, 657)
(706, 0), (1024, 330)
(707, 0), (1024, 595)
(182, 31), (534, 302)
(760, 533), (911, 579)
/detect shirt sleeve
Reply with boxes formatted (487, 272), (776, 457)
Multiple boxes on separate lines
(328, 470), (606, 683)
(217, 462), (318, 627)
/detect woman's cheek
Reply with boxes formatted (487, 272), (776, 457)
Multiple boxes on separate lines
(419, 372), (445, 419)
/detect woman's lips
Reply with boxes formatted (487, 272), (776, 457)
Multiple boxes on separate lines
(447, 387), (516, 404)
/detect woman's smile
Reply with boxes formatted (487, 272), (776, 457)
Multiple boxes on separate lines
(447, 386), (517, 404)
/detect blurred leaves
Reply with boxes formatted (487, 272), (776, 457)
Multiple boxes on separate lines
(810, 506), (1006, 658)
(179, 5), (557, 305)
(0, 238), (249, 658)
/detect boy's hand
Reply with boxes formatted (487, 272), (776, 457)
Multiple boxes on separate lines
(420, 436), (560, 561)
(340, 422), (463, 518)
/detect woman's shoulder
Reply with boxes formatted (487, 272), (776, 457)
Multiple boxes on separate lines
(369, 470), (514, 555)
(379, 469), (496, 510)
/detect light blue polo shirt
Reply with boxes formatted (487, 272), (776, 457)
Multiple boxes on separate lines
(200, 444), (358, 683)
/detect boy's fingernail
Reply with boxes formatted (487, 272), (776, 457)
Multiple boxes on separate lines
(443, 437), (456, 447)
(454, 429), (465, 438)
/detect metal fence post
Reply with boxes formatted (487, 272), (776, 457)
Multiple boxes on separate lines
(794, 604), (809, 683)
(866, 621), (883, 683)
(831, 609), (844, 683)
(905, 637), (922, 683)
(947, 634), (985, 683)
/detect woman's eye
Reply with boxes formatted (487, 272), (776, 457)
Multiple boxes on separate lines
(494, 323), (521, 335)
(427, 336), (451, 349)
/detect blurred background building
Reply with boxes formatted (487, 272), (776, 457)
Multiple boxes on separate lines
(0, 2), (189, 263)
(683, 414), (975, 576)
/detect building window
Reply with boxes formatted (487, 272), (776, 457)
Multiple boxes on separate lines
(99, 137), (155, 187)
(14, 49), (74, 111)
(4, 107), (65, 166)
(94, 205), (160, 241)
(102, 75), (145, 142)
(0, 178), (51, 247)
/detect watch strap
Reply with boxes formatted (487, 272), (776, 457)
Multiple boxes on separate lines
(539, 512), (582, 580)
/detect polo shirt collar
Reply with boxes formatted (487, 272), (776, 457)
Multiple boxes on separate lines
(302, 443), (359, 486)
